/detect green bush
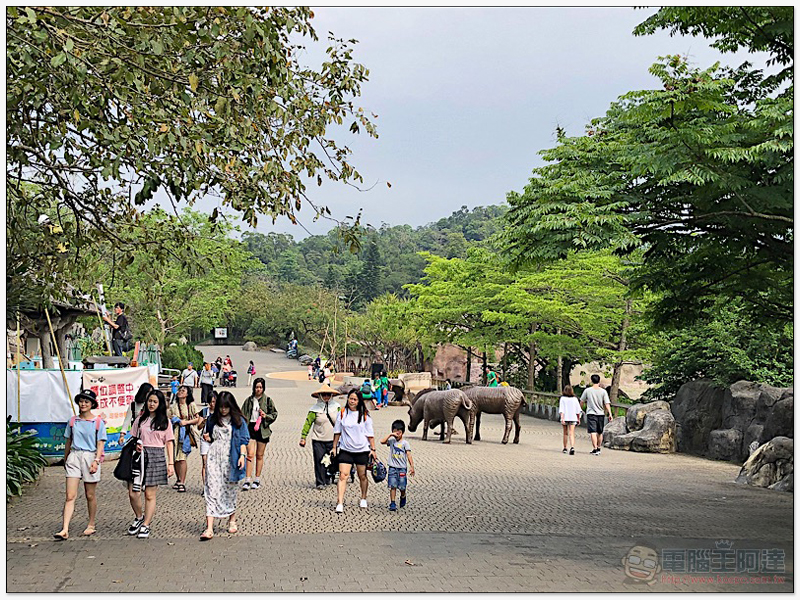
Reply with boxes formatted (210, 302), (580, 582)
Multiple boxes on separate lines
(161, 343), (205, 371)
(7, 421), (47, 501)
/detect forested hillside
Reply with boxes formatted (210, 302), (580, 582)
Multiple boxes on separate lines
(241, 205), (507, 306)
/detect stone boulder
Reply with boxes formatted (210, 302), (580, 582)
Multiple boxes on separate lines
(298, 354), (313, 366)
(604, 406), (676, 453)
(736, 437), (793, 492)
(707, 428), (743, 461)
(670, 380), (727, 456)
(671, 381), (793, 463)
(762, 393), (793, 441)
(242, 341), (258, 351)
(626, 401), (671, 432)
(602, 417), (630, 449)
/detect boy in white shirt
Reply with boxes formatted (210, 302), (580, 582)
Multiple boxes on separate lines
(558, 385), (583, 455)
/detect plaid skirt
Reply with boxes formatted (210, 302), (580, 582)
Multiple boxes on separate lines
(143, 446), (168, 487)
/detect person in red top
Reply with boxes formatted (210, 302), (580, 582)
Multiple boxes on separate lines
(126, 389), (174, 539)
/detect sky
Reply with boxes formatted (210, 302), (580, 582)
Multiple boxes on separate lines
(187, 7), (773, 239)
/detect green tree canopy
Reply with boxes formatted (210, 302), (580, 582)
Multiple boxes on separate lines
(501, 8), (792, 329)
(7, 6), (375, 311)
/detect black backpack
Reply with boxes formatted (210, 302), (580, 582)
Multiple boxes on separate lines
(318, 372), (325, 383)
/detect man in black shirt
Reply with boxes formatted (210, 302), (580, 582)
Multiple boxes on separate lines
(103, 302), (130, 356)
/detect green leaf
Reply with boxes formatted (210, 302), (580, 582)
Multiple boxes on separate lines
(50, 53), (67, 67)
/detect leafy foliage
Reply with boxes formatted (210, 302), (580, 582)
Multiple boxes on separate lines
(7, 6), (375, 312)
(7, 421), (48, 501)
(160, 343), (205, 371)
(242, 205), (507, 305)
(501, 6), (793, 329)
(642, 299), (794, 400)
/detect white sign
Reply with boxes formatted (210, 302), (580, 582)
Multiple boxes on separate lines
(82, 366), (150, 432)
(7, 369), (83, 423)
(214, 328), (228, 339)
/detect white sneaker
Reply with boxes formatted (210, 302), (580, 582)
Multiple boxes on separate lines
(359, 498), (368, 509)
(335, 503), (344, 513)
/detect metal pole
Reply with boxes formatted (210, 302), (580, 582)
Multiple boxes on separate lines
(45, 308), (76, 416)
(93, 295), (113, 356)
(16, 314), (21, 422)
(96, 284), (113, 355)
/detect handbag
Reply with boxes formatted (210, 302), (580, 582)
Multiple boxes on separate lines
(113, 436), (139, 481)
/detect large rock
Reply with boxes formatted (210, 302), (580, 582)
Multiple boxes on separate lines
(670, 380), (726, 456)
(736, 437), (793, 492)
(626, 401), (671, 432)
(298, 354), (313, 366)
(707, 428), (743, 461)
(242, 341), (258, 351)
(762, 394), (794, 441)
(605, 410), (676, 453)
(602, 417), (630, 449)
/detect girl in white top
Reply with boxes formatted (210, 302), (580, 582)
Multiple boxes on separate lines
(331, 389), (376, 513)
(558, 385), (583, 455)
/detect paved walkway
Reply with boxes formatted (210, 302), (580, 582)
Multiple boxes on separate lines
(7, 345), (793, 592)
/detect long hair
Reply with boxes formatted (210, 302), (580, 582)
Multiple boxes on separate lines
(137, 389), (169, 431)
(252, 377), (266, 397)
(212, 391), (244, 429)
(133, 382), (154, 406)
(345, 388), (369, 423)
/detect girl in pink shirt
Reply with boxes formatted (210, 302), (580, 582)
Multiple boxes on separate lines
(126, 389), (174, 539)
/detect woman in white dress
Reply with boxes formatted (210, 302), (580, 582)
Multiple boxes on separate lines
(200, 391), (249, 541)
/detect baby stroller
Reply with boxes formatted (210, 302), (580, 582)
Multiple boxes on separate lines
(221, 370), (238, 387)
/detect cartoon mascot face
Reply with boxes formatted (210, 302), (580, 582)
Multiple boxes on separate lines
(622, 545), (661, 584)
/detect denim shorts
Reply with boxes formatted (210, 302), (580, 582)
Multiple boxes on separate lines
(387, 466), (407, 490)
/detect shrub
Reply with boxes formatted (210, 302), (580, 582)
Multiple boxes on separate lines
(161, 343), (205, 371)
(7, 421), (47, 501)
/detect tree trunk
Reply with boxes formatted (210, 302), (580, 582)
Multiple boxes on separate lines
(609, 299), (632, 403)
(556, 328), (563, 393)
(466, 347), (472, 383)
(482, 348), (488, 384)
(527, 323), (538, 391)
(502, 342), (508, 380)
(39, 331), (53, 369)
(561, 358), (573, 393)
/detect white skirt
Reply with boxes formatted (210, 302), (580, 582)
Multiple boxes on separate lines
(200, 439), (211, 456)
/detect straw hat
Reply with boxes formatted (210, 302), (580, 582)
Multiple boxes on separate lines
(311, 383), (341, 398)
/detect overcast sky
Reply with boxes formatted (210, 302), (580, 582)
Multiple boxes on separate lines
(194, 7), (772, 239)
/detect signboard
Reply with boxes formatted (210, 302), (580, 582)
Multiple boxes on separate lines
(214, 328), (228, 339)
(82, 366), (150, 432)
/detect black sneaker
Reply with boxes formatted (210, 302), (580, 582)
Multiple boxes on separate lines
(569, 447), (575, 455)
(251, 480), (260, 490)
(562, 448), (568, 454)
(127, 516), (144, 536)
(590, 448), (599, 455)
(137, 525), (151, 539)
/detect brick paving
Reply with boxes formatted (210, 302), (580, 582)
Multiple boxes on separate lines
(6, 346), (793, 592)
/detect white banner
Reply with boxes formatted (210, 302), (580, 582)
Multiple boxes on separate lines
(82, 366), (150, 432)
(6, 369), (83, 423)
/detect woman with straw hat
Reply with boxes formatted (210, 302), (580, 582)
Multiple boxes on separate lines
(299, 383), (341, 489)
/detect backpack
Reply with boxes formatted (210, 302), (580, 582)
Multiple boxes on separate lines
(370, 457), (387, 484)
(360, 383), (373, 398)
(68, 416), (105, 461)
(318, 372), (325, 383)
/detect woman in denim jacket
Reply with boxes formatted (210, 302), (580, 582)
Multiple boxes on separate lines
(200, 391), (250, 540)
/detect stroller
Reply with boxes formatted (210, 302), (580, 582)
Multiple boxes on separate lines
(221, 370), (237, 387)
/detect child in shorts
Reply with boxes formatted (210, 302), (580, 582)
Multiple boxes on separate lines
(54, 390), (107, 540)
(380, 420), (415, 511)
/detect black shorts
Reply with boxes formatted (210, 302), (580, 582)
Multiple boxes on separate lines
(587, 414), (606, 434)
(337, 449), (370, 466)
(248, 423), (269, 444)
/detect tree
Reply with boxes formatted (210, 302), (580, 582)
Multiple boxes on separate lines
(84, 209), (258, 345)
(500, 8), (792, 329)
(7, 6), (376, 311)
